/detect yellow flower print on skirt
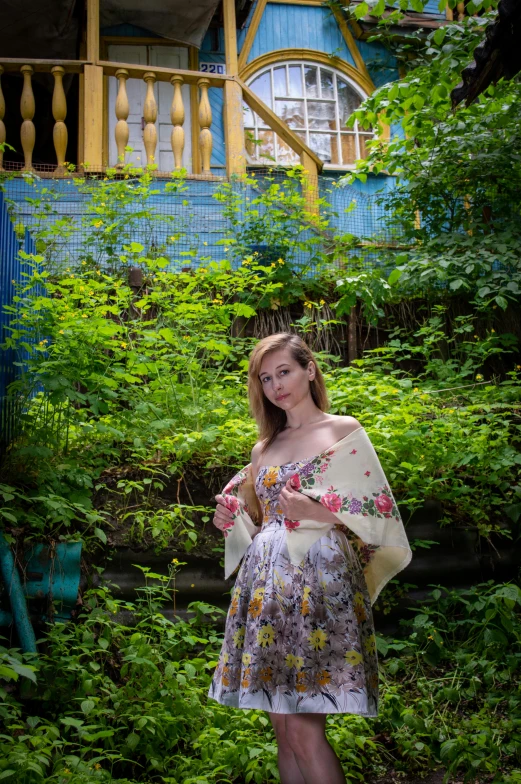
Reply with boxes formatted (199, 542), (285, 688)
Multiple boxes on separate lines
(208, 461), (379, 715)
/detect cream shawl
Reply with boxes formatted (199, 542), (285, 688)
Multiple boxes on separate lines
(220, 426), (412, 604)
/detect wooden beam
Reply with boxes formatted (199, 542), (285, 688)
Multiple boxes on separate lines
(331, 8), (373, 88)
(300, 150), (319, 216)
(223, 0), (239, 76)
(189, 47), (201, 175)
(240, 78), (323, 171)
(97, 61), (230, 87)
(223, 0), (245, 175)
(86, 0), (100, 63)
(0, 59), (87, 73)
(83, 64), (103, 170)
(268, 0), (323, 5)
(224, 80), (246, 176)
(238, 0), (267, 73)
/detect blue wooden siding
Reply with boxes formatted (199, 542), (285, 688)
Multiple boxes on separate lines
(244, 5), (357, 69)
(356, 40), (399, 88)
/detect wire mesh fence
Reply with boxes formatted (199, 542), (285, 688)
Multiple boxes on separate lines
(0, 166), (405, 276)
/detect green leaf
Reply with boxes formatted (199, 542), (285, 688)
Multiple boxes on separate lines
(94, 527), (107, 544)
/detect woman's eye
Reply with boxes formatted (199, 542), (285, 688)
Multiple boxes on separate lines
(280, 370), (289, 376)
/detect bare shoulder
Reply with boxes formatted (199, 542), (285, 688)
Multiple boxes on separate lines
(327, 414), (363, 440)
(251, 441), (264, 473)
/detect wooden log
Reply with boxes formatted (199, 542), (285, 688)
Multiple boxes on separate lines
(143, 71), (158, 167)
(20, 65), (35, 172)
(197, 77), (212, 174)
(170, 75), (185, 169)
(51, 66), (68, 174)
(114, 68), (129, 168)
(83, 64), (103, 171)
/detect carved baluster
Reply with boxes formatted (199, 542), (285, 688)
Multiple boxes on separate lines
(170, 75), (185, 169)
(198, 77), (212, 174)
(143, 71), (157, 167)
(457, 1), (465, 19)
(115, 68), (129, 167)
(0, 66), (5, 171)
(20, 65), (35, 171)
(51, 66), (68, 174)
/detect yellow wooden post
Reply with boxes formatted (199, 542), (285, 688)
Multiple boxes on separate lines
(223, 0), (246, 176)
(300, 150), (319, 216)
(83, 0), (103, 171)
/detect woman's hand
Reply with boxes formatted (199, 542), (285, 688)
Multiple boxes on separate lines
(279, 479), (342, 525)
(278, 480), (317, 522)
(213, 494), (234, 532)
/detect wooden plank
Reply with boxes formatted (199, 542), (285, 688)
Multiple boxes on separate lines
(86, 0), (100, 63)
(332, 8), (374, 88)
(189, 47), (201, 175)
(223, 0), (239, 76)
(224, 80), (246, 176)
(238, 0), (268, 73)
(240, 78), (323, 171)
(97, 60), (230, 87)
(0, 59), (87, 73)
(300, 150), (319, 216)
(83, 64), (104, 170)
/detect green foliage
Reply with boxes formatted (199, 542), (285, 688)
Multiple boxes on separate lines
(0, 580), (520, 782)
(343, 9), (521, 311)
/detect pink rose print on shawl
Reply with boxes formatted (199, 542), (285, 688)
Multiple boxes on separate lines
(284, 518), (300, 531)
(321, 492), (342, 513)
(220, 494), (240, 538)
(374, 493), (393, 514)
(290, 473), (301, 490)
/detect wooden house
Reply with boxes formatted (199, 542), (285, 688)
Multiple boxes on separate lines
(0, 0), (450, 195)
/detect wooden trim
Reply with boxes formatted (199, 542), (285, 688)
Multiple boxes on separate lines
(223, 0), (239, 76)
(238, 0), (268, 73)
(83, 64), (103, 170)
(0, 59), (87, 73)
(189, 46), (201, 175)
(97, 60), (230, 87)
(86, 0), (100, 63)
(240, 78), (323, 171)
(239, 48), (375, 95)
(102, 36), (190, 49)
(331, 7), (373, 86)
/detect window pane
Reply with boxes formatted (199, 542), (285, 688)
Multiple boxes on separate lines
(273, 67), (286, 97)
(359, 134), (374, 159)
(275, 99), (305, 129)
(341, 133), (357, 165)
(309, 132), (339, 164)
(243, 103), (254, 126)
(307, 101), (336, 131)
(304, 66), (318, 98)
(288, 66), (303, 97)
(320, 69), (334, 99)
(245, 129), (258, 159)
(250, 71), (272, 107)
(257, 130), (276, 162)
(276, 135), (300, 163)
(337, 79), (361, 127)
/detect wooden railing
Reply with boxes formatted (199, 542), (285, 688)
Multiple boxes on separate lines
(0, 59), (85, 173)
(0, 57), (323, 198)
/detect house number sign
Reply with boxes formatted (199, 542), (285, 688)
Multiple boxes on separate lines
(199, 62), (226, 75)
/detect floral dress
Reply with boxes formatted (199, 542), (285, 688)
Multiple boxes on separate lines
(208, 458), (379, 716)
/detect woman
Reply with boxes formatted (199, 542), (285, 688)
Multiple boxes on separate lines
(209, 333), (411, 784)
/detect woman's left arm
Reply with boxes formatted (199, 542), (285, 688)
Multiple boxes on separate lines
(278, 480), (340, 525)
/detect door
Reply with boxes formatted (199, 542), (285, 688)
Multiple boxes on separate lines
(108, 44), (192, 172)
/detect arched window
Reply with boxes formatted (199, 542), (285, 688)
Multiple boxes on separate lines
(243, 61), (373, 168)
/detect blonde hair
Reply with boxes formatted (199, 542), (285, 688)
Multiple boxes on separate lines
(247, 333), (329, 452)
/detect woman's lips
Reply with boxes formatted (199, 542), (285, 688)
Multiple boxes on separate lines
(275, 393), (290, 401)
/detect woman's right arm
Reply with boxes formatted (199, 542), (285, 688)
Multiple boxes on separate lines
(213, 443), (263, 533)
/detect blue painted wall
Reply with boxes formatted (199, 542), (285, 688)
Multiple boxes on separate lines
(243, 4), (357, 68)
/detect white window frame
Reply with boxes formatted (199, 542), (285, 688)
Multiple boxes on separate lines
(244, 60), (374, 171)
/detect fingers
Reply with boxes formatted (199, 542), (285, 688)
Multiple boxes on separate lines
(213, 495), (234, 531)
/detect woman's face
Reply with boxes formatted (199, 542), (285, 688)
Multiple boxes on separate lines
(258, 348), (315, 411)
